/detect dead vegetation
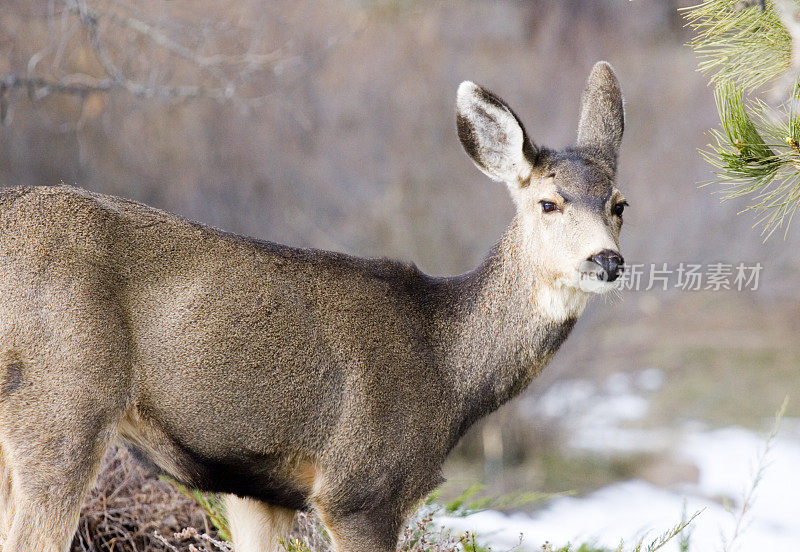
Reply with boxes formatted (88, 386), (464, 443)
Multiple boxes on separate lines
(72, 447), (226, 552)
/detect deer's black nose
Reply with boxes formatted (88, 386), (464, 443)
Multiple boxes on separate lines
(588, 249), (624, 282)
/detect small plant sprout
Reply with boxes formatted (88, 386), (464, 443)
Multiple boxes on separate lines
(722, 396), (789, 552)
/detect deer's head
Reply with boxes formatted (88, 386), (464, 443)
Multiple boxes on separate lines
(456, 62), (626, 297)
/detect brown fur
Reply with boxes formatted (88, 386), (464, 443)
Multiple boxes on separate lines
(0, 62), (625, 552)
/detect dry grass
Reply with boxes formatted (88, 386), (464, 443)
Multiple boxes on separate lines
(73, 447), (228, 552)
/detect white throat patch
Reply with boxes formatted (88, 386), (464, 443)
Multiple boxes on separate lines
(534, 281), (589, 323)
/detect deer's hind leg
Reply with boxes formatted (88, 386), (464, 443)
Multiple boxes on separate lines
(0, 356), (123, 552)
(0, 297), (131, 551)
(0, 443), (13, 546)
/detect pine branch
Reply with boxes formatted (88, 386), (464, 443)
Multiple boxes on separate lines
(684, 0), (792, 92)
(685, 0), (800, 237)
(772, 0), (800, 98)
(702, 82), (800, 237)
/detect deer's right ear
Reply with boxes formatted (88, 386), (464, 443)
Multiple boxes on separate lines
(456, 81), (538, 187)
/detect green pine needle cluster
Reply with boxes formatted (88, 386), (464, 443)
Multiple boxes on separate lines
(684, 0), (800, 237)
(703, 82), (800, 236)
(684, 0), (791, 91)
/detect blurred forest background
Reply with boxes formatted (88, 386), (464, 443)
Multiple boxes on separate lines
(2, 0), (799, 503)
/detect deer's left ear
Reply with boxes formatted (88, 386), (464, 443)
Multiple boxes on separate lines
(456, 81), (538, 187)
(576, 62), (624, 172)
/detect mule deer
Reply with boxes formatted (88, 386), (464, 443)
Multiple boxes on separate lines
(0, 61), (625, 552)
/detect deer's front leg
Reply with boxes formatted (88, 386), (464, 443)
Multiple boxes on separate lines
(317, 504), (406, 552)
(312, 470), (413, 552)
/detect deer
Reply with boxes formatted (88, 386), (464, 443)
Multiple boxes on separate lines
(0, 61), (626, 552)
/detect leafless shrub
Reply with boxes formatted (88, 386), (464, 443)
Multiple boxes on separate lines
(0, 0), (362, 125)
(73, 446), (223, 552)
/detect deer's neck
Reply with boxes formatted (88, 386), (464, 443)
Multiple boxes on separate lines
(435, 217), (588, 441)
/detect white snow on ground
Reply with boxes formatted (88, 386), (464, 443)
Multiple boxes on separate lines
(446, 429), (800, 551)
(444, 372), (800, 551)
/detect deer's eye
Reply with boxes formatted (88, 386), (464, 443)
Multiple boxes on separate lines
(540, 200), (560, 214)
(613, 201), (628, 217)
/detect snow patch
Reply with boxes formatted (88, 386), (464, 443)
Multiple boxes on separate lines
(443, 373), (800, 551)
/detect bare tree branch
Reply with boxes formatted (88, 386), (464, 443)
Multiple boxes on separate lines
(0, 0), (294, 124)
(89, 4), (288, 69)
(1, 74), (235, 101)
(69, 0), (124, 82)
(0, 0), (363, 126)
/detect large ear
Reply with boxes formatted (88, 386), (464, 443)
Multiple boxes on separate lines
(456, 81), (538, 186)
(576, 62), (624, 172)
